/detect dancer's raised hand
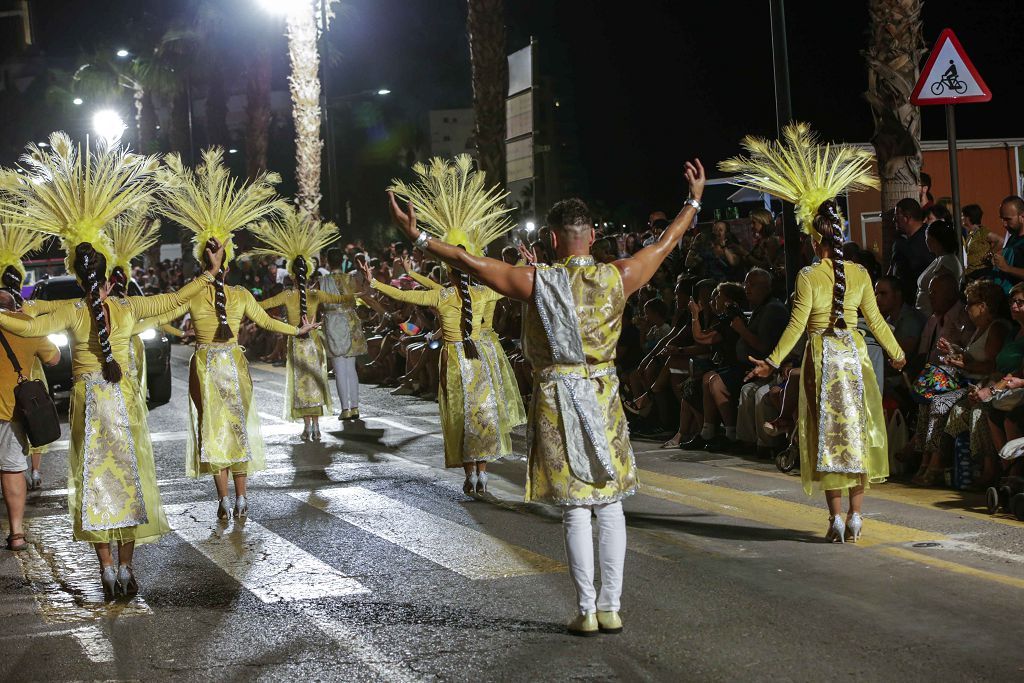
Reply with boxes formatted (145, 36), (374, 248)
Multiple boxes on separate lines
(297, 316), (321, 335)
(516, 242), (537, 265)
(684, 158), (706, 201)
(388, 191), (418, 241)
(356, 255), (373, 283)
(204, 238), (226, 276)
(745, 356), (773, 381)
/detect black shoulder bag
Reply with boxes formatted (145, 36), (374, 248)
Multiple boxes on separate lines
(0, 329), (61, 447)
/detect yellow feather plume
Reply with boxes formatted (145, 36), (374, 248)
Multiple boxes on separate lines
(109, 200), (161, 275)
(0, 210), (46, 279)
(719, 122), (879, 240)
(249, 204), (339, 275)
(388, 154), (514, 257)
(155, 147), (287, 264)
(0, 131), (161, 275)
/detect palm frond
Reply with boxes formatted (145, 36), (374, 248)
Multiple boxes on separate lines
(0, 131), (161, 273)
(718, 122), (878, 236)
(155, 147), (287, 263)
(249, 204), (339, 274)
(388, 153), (513, 256)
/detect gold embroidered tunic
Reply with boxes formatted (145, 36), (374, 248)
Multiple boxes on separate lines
(522, 256), (637, 505)
(370, 278), (514, 467)
(320, 270), (368, 357)
(766, 260), (904, 495)
(0, 275), (212, 543)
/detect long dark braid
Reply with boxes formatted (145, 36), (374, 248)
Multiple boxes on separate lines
(74, 243), (122, 383)
(109, 266), (127, 298)
(454, 264), (479, 359)
(1, 266), (24, 308)
(204, 239), (232, 342)
(814, 200), (847, 330)
(292, 257), (309, 338)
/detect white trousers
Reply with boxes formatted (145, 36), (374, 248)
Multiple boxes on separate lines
(562, 502), (626, 615)
(736, 380), (783, 447)
(331, 356), (359, 410)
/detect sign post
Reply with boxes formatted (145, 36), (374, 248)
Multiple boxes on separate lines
(910, 28), (992, 261)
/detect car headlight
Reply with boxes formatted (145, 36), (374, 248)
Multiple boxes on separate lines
(139, 328), (157, 341)
(47, 333), (68, 347)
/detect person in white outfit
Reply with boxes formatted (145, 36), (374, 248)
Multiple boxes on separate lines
(319, 248), (367, 420)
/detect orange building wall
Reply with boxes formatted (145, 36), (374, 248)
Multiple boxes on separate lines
(847, 145), (1019, 262)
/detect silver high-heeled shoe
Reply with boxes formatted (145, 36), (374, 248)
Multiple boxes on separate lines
(234, 495), (248, 518)
(825, 515), (846, 544)
(300, 425), (311, 441)
(463, 472), (478, 497)
(311, 425), (322, 442)
(29, 469), (42, 491)
(217, 496), (232, 521)
(101, 565), (117, 601)
(116, 564), (138, 597)
(476, 471), (489, 495)
(845, 512), (863, 542)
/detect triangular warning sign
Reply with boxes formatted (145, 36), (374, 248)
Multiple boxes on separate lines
(911, 28), (992, 105)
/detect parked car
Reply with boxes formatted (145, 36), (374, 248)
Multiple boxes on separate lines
(28, 276), (174, 405)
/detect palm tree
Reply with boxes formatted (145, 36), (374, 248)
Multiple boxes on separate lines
(864, 0), (925, 265)
(283, 1), (326, 218)
(466, 0), (508, 187)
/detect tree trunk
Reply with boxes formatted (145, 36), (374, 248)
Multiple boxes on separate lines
(287, 2), (323, 218)
(206, 61), (230, 149)
(246, 43), (272, 179)
(170, 87), (191, 159)
(139, 89), (159, 155)
(467, 0), (508, 187)
(864, 0), (925, 268)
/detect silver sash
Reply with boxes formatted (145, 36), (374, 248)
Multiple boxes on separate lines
(533, 266), (615, 485)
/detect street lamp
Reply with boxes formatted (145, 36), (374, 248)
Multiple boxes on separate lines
(376, 89), (391, 96)
(93, 110), (126, 144)
(115, 48), (130, 58)
(72, 97), (83, 106)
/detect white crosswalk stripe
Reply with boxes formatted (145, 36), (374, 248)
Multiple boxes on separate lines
(293, 487), (563, 580)
(165, 504), (369, 602)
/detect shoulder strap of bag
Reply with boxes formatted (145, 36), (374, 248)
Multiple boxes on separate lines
(0, 328), (26, 381)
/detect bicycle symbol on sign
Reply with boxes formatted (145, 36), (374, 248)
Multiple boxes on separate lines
(931, 60), (968, 95)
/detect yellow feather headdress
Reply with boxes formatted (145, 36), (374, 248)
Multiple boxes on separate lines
(0, 213), (46, 279)
(155, 147), (287, 265)
(718, 122), (879, 242)
(0, 131), (161, 275)
(388, 154), (514, 257)
(109, 200), (161, 276)
(249, 204), (339, 276)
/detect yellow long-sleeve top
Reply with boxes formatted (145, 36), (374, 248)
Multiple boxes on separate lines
(0, 275), (213, 376)
(257, 288), (348, 325)
(404, 270), (503, 333)
(766, 260), (905, 367)
(133, 304), (188, 337)
(370, 279), (501, 343)
(184, 284), (299, 343)
(22, 298), (77, 318)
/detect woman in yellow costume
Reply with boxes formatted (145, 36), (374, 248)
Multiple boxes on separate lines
(0, 132), (223, 598)
(155, 149), (316, 520)
(0, 218), (61, 491)
(402, 263), (527, 432)
(736, 124), (907, 543)
(359, 155), (516, 497)
(251, 206), (344, 441)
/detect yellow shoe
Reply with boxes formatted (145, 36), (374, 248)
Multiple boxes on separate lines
(596, 610), (623, 634)
(567, 612), (599, 637)
(339, 409), (352, 420)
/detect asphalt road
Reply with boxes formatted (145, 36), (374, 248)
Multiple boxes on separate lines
(1, 343), (1023, 682)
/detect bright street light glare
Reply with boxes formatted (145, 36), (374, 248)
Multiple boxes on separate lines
(72, 97), (83, 105)
(92, 109), (126, 143)
(228, 148), (239, 154)
(377, 89), (391, 96)
(255, 0), (303, 16)
(115, 49), (130, 58)
(526, 221), (536, 232)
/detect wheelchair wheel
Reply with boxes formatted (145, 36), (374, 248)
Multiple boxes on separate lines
(986, 487), (1000, 514)
(775, 445), (798, 473)
(999, 486), (1014, 512)
(1012, 493), (1024, 522)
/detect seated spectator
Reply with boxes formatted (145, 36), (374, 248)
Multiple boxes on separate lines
(746, 209), (784, 275)
(875, 275), (927, 359)
(915, 220), (963, 315)
(992, 196), (1024, 293)
(640, 299), (672, 354)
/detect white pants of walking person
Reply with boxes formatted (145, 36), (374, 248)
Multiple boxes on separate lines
(562, 502), (626, 614)
(331, 356), (359, 413)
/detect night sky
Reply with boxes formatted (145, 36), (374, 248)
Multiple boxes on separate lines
(8, 0), (1024, 218)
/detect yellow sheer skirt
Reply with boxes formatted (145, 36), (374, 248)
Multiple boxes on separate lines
(796, 330), (889, 495)
(187, 344), (266, 477)
(478, 332), (527, 429)
(66, 373), (170, 545)
(284, 332), (333, 420)
(438, 341), (514, 468)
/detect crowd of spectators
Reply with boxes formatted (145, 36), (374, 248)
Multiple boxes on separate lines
(121, 181), (1024, 503)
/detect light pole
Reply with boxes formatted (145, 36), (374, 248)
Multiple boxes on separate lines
(769, 0), (800, 296)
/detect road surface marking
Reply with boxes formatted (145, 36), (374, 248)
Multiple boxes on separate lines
(299, 604), (421, 683)
(16, 517), (152, 624)
(69, 624), (115, 663)
(880, 547), (1024, 590)
(165, 504), (369, 603)
(293, 487), (563, 579)
(361, 416), (444, 440)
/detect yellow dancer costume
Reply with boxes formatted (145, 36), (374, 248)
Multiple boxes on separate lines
(406, 269), (526, 430)
(0, 132), (192, 547)
(381, 155), (516, 472)
(155, 148), (296, 478)
(250, 205), (342, 421)
(721, 123), (905, 501)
